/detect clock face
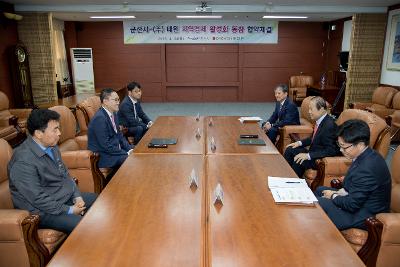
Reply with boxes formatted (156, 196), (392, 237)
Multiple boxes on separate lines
(16, 48), (26, 63)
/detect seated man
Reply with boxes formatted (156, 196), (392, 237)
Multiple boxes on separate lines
(284, 96), (340, 177)
(262, 84), (300, 144)
(315, 119), (391, 230)
(8, 109), (97, 234)
(118, 81), (153, 144)
(88, 88), (133, 170)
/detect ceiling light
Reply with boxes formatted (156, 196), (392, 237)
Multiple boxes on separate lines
(263, 15), (308, 19)
(176, 15), (222, 19)
(90, 15), (135, 19)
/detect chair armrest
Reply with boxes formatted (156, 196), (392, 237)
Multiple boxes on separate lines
(349, 102), (372, 110)
(319, 156), (352, 176)
(74, 135), (88, 150)
(9, 108), (32, 119)
(0, 210), (50, 266)
(312, 157), (352, 189)
(281, 125), (313, 135)
(0, 115), (18, 127)
(0, 209), (30, 240)
(358, 217), (384, 267)
(61, 150), (92, 168)
(376, 213), (400, 244)
(61, 150), (106, 193)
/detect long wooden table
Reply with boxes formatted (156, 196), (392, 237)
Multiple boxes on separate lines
(205, 116), (279, 155)
(48, 154), (206, 267)
(49, 116), (363, 267)
(134, 116), (205, 154)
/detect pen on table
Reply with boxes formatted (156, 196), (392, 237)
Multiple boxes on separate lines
(285, 181), (301, 183)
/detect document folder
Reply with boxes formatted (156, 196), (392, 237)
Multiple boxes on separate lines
(238, 138), (266, 146)
(149, 138), (177, 145)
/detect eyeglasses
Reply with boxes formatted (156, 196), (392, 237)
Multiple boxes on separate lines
(336, 141), (353, 151)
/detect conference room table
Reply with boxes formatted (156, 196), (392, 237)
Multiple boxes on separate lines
(205, 116), (279, 155)
(49, 116), (363, 267)
(49, 154), (206, 267)
(134, 116), (205, 154)
(206, 155), (363, 267)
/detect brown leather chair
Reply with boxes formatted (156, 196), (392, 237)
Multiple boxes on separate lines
(49, 106), (106, 193)
(276, 96), (314, 154)
(0, 91), (32, 133)
(75, 96), (101, 135)
(288, 75), (314, 103)
(0, 138), (67, 267)
(385, 92), (400, 143)
(311, 109), (391, 190)
(349, 86), (398, 120)
(338, 146), (400, 267)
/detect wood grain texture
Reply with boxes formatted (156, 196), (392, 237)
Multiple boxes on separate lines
(206, 154), (364, 267)
(48, 154), (205, 267)
(205, 116), (279, 155)
(0, 20), (18, 107)
(134, 116), (205, 154)
(63, 21), (331, 102)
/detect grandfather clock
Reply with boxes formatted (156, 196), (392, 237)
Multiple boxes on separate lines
(9, 43), (34, 108)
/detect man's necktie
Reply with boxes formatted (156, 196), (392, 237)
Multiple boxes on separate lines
(45, 147), (55, 161)
(133, 103), (137, 119)
(311, 124), (318, 141)
(110, 114), (117, 133)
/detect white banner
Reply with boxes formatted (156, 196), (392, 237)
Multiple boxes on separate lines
(123, 20), (278, 44)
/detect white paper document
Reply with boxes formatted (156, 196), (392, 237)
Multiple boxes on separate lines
(268, 176), (318, 205)
(238, 116), (262, 123)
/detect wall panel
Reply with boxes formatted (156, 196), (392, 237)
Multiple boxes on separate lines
(65, 21), (328, 102)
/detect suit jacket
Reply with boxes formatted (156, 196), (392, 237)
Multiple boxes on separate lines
(266, 98), (300, 128)
(333, 148), (391, 226)
(88, 107), (132, 168)
(8, 136), (81, 216)
(301, 114), (340, 159)
(118, 96), (151, 129)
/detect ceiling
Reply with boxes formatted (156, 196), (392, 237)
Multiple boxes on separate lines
(5, 0), (400, 21)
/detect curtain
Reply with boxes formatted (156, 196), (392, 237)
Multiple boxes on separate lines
(52, 19), (70, 85)
(344, 13), (387, 108)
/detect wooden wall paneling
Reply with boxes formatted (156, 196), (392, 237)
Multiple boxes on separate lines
(203, 86), (238, 102)
(75, 22), (163, 100)
(160, 44), (167, 101)
(166, 86), (203, 102)
(238, 45), (244, 101)
(241, 22), (327, 102)
(0, 18), (18, 107)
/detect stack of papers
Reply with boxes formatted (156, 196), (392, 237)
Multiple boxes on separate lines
(238, 117), (262, 123)
(267, 176), (318, 205)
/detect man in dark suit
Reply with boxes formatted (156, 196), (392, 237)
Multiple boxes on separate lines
(262, 84), (300, 144)
(315, 119), (391, 230)
(284, 96), (340, 177)
(9, 109), (97, 234)
(88, 88), (133, 171)
(118, 81), (153, 145)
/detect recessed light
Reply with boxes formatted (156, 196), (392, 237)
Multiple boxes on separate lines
(90, 15), (135, 19)
(176, 15), (222, 19)
(263, 15), (308, 19)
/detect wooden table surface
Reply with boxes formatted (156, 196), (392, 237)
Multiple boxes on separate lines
(134, 116), (205, 154)
(205, 116), (279, 155)
(38, 93), (97, 109)
(48, 154), (205, 267)
(206, 155), (363, 267)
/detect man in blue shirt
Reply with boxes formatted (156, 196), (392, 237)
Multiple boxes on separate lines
(8, 109), (97, 234)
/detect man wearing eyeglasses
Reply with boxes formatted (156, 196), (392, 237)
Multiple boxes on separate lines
(315, 119), (391, 230)
(88, 88), (133, 175)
